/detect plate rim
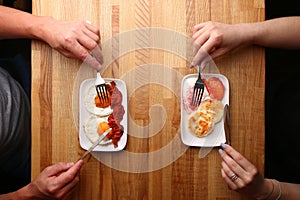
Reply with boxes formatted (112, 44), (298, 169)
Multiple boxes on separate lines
(180, 73), (229, 147)
(79, 78), (128, 152)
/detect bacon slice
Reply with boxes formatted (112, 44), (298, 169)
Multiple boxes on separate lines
(108, 114), (124, 147)
(108, 81), (125, 147)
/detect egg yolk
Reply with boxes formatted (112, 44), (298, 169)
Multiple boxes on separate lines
(94, 93), (111, 108)
(97, 121), (110, 136)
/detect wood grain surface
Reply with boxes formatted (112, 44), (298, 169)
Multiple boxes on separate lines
(31, 0), (265, 199)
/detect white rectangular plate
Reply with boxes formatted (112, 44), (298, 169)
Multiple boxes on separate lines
(79, 78), (127, 151)
(181, 73), (229, 147)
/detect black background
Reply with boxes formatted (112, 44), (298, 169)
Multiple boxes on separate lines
(265, 0), (300, 183)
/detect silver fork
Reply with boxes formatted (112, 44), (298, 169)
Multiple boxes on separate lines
(191, 65), (205, 106)
(95, 71), (109, 104)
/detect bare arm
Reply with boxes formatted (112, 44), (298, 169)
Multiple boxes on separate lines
(0, 5), (39, 39)
(191, 17), (300, 66)
(279, 182), (300, 200)
(0, 5), (103, 70)
(0, 160), (83, 200)
(219, 143), (300, 200)
(250, 17), (300, 49)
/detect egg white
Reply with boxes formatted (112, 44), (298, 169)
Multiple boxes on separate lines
(84, 115), (112, 145)
(84, 85), (113, 117)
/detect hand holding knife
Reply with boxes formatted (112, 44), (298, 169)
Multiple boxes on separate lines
(79, 128), (112, 160)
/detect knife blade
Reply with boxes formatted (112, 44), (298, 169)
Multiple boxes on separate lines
(223, 104), (231, 145)
(79, 128), (112, 160)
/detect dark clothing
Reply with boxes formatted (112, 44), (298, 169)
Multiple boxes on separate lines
(0, 67), (31, 193)
(0, 42), (31, 193)
(0, 39), (31, 97)
(265, 0), (300, 183)
(265, 49), (300, 183)
(0, 1), (32, 193)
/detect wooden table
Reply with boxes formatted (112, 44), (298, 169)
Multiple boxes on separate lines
(31, 0), (265, 199)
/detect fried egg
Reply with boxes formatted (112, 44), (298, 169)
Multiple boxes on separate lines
(84, 115), (112, 145)
(84, 85), (113, 117)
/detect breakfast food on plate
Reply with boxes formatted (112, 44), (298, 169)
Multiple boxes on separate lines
(183, 75), (225, 137)
(107, 114), (124, 147)
(94, 91), (111, 108)
(205, 77), (225, 100)
(182, 78), (210, 114)
(109, 82), (125, 126)
(84, 83), (113, 117)
(183, 76), (225, 114)
(188, 99), (223, 137)
(84, 115), (112, 145)
(83, 81), (125, 148)
(84, 114), (124, 147)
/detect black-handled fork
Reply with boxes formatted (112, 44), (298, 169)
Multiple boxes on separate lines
(191, 65), (205, 107)
(95, 71), (109, 105)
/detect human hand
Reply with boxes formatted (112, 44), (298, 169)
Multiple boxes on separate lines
(26, 160), (83, 200)
(191, 21), (248, 67)
(39, 18), (103, 70)
(218, 143), (273, 199)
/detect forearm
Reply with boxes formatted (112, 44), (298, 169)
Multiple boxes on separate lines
(256, 179), (300, 200)
(0, 184), (35, 200)
(280, 181), (300, 200)
(0, 5), (51, 41)
(249, 17), (300, 49)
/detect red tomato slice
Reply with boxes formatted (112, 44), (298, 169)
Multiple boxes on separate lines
(207, 77), (225, 100)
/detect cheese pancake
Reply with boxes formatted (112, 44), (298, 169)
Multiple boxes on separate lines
(188, 99), (223, 137)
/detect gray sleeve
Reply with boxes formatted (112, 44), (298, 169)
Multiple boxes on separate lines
(0, 67), (30, 165)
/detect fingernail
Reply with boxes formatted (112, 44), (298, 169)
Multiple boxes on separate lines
(67, 162), (74, 167)
(190, 64), (194, 68)
(221, 143), (227, 149)
(218, 149), (224, 155)
(77, 160), (84, 167)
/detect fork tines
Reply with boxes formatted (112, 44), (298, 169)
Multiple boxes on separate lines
(96, 84), (109, 104)
(191, 84), (204, 107)
(191, 65), (205, 107)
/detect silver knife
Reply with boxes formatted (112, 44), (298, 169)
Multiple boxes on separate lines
(223, 104), (231, 145)
(79, 128), (112, 160)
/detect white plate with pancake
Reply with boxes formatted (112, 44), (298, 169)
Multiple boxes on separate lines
(180, 74), (229, 147)
(79, 78), (127, 151)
